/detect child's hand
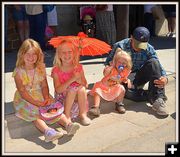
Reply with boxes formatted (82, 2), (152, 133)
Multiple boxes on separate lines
(35, 100), (45, 107)
(43, 98), (54, 106)
(85, 83), (89, 88)
(126, 79), (133, 89)
(42, 99), (49, 106)
(103, 65), (113, 76)
(73, 71), (82, 82)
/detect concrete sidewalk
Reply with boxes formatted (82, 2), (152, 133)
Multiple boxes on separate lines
(3, 48), (177, 155)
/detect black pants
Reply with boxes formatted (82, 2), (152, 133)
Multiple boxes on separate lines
(130, 58), (167, 103)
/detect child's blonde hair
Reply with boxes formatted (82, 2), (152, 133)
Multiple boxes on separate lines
(113, 48), (132, 70)
(16, 38), (45, 69)
(53, 39), (79, 68)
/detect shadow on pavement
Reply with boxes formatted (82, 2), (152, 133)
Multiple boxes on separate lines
(5, 102), (15, 115)
(6, 116), (75, 149)
(24, 136), (56, 150)
(87, 94), (170, 119)
(170, 112), (176, 120)
(25, 133), (74, 149)
(58, 134), (73, 145)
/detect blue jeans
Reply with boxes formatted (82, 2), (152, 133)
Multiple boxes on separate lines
(12, 6), (28, 21)
(28, 12), (47, 50)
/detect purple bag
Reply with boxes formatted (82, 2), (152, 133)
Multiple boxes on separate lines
(39, 101), (64, 121)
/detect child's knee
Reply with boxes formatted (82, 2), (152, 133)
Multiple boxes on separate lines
(67, 89), (77, 95)
(78, 86), (86, 93)
(120, 85), (126, 94)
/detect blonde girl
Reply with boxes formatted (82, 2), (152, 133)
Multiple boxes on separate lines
(89, 48), (132, 116)
(13, 39), (79, 143)
(51, 39), (91, 126)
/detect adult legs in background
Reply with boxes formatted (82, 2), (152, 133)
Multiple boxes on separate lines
(28, 12), (47, 50)
(144, 13), (156, 37)
(96, 11), (116, 46)
(167, 17), (176, 37)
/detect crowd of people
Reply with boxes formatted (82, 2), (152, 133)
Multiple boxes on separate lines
(5, 4), (176, 51)
(5, 5), (58, 51)
(4, 4), (175, 143)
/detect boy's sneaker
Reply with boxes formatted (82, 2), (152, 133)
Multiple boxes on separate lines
(66, 123), (80, 135)
(152, 98), (169, 116)
(115, 102), (126, 114)
(89, 107), (100, 117)
(44, 128), (64, 142)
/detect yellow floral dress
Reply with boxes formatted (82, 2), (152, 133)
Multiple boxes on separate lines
(12, 67), (61, 124)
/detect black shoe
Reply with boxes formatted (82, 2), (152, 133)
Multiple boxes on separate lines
(125, 88), (148, 102)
